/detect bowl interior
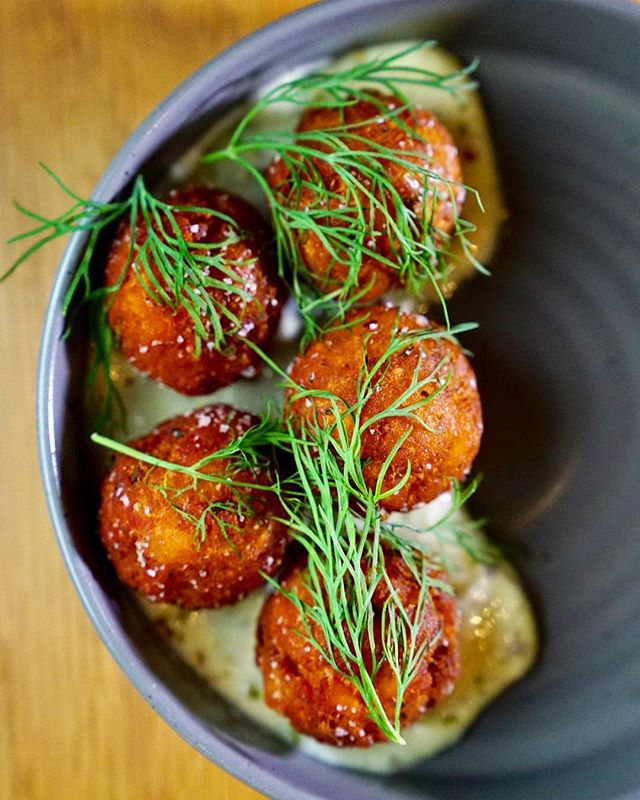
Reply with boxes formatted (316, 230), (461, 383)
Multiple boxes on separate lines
(39, 1), (640, 799)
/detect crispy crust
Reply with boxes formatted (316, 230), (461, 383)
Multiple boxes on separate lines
(105, 187), (284, 395)
(256, 553), (460, 746)
(266, 93), (464, 300)
(286, 304), (483, 511)
(99, 404), (288, 608)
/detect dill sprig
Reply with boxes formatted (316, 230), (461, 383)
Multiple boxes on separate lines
(270, 414), (449, 744)
(203, 41), (484, 340)
(386, 477), (502, 573)
(258, 319), (478, 742)
(92, 414), (286, 547)
(92, 317), (489, 744)
(4, 166), (256, 428)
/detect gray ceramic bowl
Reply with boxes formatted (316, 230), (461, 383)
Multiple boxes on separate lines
(37, 1), (640, 798)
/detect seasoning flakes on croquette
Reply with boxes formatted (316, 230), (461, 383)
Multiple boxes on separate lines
(256, 552), (460, 746)
(266, 93), (464, 300)
(105, 187), (284, 395)
(99, 403), (288, 608)
(286, 304), (483, 511)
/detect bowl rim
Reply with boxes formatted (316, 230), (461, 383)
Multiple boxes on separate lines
(35, 0), (640, 798)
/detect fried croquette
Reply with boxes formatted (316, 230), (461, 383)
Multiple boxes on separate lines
(266, 92), (464, 300)
(286, 304), (482, 511)
(105, 187), (283, 395)
(99, 404), (288, 608)
(256, 552), (460, 746)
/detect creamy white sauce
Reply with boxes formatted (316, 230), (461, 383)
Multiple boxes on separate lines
(140, 494), (537, 773)
(111, 43), (535, 773)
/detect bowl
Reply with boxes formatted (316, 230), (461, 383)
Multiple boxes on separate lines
(37, 1), (640, 798)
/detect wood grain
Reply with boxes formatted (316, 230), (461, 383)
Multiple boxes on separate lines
(0, 2), (316, 798)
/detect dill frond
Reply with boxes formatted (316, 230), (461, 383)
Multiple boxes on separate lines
(5, 169), (257, 429)
(91, 317), (488, 744)
(203, 40), (484, 341)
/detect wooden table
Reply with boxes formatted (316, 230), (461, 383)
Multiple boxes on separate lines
(0, 2), (315, 798)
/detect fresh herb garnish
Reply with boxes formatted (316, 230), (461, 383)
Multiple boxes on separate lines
(92, 320), (491, 744)
(3, 168), (256, 428)
(203, 40), (484, 340)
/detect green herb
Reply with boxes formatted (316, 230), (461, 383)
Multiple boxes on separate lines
(3, 167), (255, 428)
(92, 317), (489, 744)
(385, 477), (502, 572)
(268, 415), (445, 744)
(248, 684), (261, 700)
(203, 40), (484, 341)
(258, 319), (478, 743)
